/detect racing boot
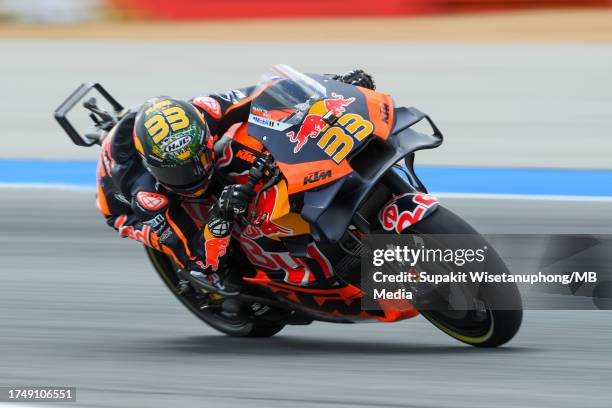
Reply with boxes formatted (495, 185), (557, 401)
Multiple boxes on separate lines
(190, 265), (242, 296)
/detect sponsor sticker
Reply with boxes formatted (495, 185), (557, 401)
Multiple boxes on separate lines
(193, 96), (222, 119)
(204, 236), (230, 271)
(285, 92), (356, 154)
(248, 114), (292, 131)
(136, 191), (169, 212)
(162, 134), (192, 153)
(379, 193), (439, 233)
(304, 169), (332, 185)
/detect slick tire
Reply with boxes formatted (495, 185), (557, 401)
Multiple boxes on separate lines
(145, 246), (285, 338)
(402, 206), (523, 348)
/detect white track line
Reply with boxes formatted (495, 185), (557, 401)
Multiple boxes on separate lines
(0, 182), (95, 192)
(434, 192), (612, 202)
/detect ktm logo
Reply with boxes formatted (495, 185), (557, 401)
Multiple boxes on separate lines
(304, 169), (332, 185)
(380, 103), (390, 124)
(236, 149), (256, 164)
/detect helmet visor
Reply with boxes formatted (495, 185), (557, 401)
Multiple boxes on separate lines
(145, 149), (213, 193)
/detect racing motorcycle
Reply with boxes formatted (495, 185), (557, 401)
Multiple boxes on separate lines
(55, 65), (522, 347)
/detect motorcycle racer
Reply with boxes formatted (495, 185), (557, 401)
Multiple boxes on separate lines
(94, 70), (375, 289)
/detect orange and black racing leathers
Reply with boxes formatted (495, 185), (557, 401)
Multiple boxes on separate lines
(95, 86), (264, 276)
(95, 70), (375, 277)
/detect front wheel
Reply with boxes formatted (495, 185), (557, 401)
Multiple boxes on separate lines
(404, 206), (523, 347)
(145, 246), (285, 338)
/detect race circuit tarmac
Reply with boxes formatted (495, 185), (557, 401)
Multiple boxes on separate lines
(0, 187), (611, 408)
(1, 41), (612, 169)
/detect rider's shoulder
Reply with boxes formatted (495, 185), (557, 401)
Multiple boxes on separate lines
(108, 112), (137, 163)
(191, 96), (223, 120)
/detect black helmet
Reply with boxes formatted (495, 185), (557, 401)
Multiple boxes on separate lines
(133, 97), (213, 196)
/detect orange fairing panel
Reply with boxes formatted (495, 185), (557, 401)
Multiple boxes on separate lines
(232, 123), (265, 152)
(244, 270), (419, 322)
(265, 180), (311, 237)
(276, 159), (353, 195)
(359, 87), (394, 140)
(375, 299), (420, 322)
(243, 269), (362, 306)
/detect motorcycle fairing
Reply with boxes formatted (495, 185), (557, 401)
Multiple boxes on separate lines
(248, 69), (443, 243)
(237, 66), (439, 321)
(248, 73), (393, 194)
(302, 107), (443, 242)
(244, 269), (419, 323)
(236, 180), (419, 323)
(242, 179), (311, 241)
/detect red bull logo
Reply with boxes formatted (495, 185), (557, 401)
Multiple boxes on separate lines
(243, 185), (293, 239)
(379, 193), (440, 233)
(204, 236), (230, 271)
(324, 92), (355, 116)
(244, 223), (292, 239)
(286, 114), (327, 153)
(286, 93), (355, 154)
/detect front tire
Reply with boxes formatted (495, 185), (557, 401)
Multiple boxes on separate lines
(145, 246), (285, 338)
(404, 206), (523, 347)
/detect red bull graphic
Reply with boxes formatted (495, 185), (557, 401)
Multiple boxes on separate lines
(379, 193), (440, 233)
(243, 185), (293, 239)
(286, 114), (327, 153)
(239, 237), (333, 287)
(204, 236), (230, 271)
(244, 222), (292, 240)
(286, 93), (355, 154)
(324, 92), (355, 115)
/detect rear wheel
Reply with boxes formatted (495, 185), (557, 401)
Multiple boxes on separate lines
(145, 246), (285, 337)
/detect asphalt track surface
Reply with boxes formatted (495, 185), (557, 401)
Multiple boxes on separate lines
(1, 38), (611, 407)
(1, 41), (612, 168)
(1, 187), (611, 408)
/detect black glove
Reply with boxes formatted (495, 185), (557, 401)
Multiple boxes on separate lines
(217, 183), (256, 220)
(333, 69), (376, 90)
(248, 155), (269, 183)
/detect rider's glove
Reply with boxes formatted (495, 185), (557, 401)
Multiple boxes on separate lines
(249, 155), (269, 182)
(218, 183), (256, 221)
(333, 69), (376, 90)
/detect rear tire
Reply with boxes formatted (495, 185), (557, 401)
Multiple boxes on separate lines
(403, 206), (523, 347)
(145, 246), (285, 338)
